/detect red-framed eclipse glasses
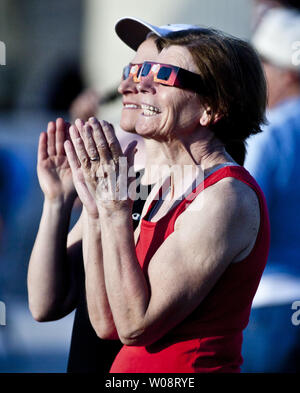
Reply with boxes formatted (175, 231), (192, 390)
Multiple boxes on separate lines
(136, 61), (205, 93)
(122, 63), (143, 82)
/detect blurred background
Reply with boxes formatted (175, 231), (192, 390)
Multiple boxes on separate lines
(0, 0), (299, 373)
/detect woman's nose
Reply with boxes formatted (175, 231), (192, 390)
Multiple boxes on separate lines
(137, 73), (156, 94)
(118, 77), (139, 95)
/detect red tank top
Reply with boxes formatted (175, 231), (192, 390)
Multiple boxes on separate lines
(110, 166), (270, 373)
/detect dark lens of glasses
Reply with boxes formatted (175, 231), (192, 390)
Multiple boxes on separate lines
(141, 63), (152, 77)
(157, 67), (172, 81)
(136, 65), (142, 78)
(123, 64), (131, 80)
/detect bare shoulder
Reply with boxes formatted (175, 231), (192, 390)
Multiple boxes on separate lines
(180, 176), (259, 222)
(211, 176), (260, 215)
(175, 176), (260, 260)
(218, 176), (260, 228)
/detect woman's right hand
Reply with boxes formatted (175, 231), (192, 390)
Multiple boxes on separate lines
(37, 118), (77, 204)
(63, 119), (100, 218)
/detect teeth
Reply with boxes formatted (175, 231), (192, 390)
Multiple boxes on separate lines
(141, 104), (160, 116)
(124, 104), (139, 109)
(143, 109), (157, 116)
(141, 104), (160, 112)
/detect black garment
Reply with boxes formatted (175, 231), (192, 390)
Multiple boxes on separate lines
(67, 172), (151, 373)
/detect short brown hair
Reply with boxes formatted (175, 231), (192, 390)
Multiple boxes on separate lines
(155, 29), (267, 165)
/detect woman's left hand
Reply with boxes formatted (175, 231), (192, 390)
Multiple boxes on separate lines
(64, 117), (137, 215)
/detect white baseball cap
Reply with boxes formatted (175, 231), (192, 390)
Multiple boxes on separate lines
(252, 7), (300, 70)
(115, 16), (200, 51)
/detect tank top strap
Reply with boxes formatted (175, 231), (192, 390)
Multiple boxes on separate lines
(170, 165), (259, 223)
(143, 165), (260, 229)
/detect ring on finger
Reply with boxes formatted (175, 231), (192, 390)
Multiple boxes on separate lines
(90, 156), (100, 162)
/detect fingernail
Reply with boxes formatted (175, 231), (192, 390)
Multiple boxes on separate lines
(75, 118), (83, 127)
(69, 125), (75, 136)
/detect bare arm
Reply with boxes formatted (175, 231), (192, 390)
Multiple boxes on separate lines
(27, 119), (83, 321)
(81, 208), (119, 339)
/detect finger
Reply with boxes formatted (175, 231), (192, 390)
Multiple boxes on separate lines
(80, 123), (100, 162)
(69, 124), (91, 169)
(124, 140), (138, 172)
(56, 118), (66, 156)
(47, 121), (56, 156)
(64, 140), (81, 171)
(64, 122), (71, 141)
(87, 117), (111, 163)
(74, 118), (85, 133)
(97, 119), (123, 163)
(75, 118), (97, 162)
(37, 132), (48, 163)
(74, 118), (87, 142)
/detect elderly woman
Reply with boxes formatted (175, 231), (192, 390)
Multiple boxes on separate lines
(65, 22), (270, 373)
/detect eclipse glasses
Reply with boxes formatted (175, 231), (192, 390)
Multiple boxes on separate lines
(122, 61), (204, 93)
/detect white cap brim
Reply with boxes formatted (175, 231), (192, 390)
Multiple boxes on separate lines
(115, 16), (200, 51)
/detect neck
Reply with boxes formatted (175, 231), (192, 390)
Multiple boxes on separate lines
(144, 126), (235, 198)
(161, 126), (234, 169)
(142, 139), (170, 185)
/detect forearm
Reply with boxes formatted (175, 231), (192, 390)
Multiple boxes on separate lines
(99, 207), (150, 344)
(82, 208), (119, 339)
(27, 198), (76, 321)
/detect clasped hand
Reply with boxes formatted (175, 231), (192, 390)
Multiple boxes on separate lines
(64, 117), (137, 217)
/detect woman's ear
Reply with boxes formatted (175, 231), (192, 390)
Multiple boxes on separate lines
(199, 107), (222, 126)
(199, 109), (211, 127)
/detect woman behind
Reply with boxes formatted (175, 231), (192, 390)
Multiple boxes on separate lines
(65, 23), (270, 373)
(27, 31), (167, 372)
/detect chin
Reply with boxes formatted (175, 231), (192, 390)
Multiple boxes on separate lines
(120, 111), (140, 134)
(120, 126), (138, 134)
(135, 118), (161, 139)
(134, 128), (158, 140)
(119, 120), (137, 134)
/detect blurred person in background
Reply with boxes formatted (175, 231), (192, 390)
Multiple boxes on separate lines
(65, 20), (269, 373)
(69, 89), (100, 123)
(242, 7), (300, 372)
(252, 0), (300, 30)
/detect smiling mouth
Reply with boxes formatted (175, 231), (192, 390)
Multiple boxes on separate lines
(141, 104), (161, 116)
